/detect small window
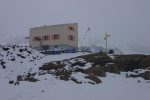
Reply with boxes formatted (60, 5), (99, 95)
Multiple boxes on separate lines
(68, 35), (74, 41)
(68, 26), (74, 31)
(33, 36), (41, 41)
(42, 35), (50, 41)
(52, 34), (60, 40)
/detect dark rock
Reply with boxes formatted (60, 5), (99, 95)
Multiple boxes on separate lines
(41, 90), (45, 93)
(2, 65), (6, 69)
(25, 77), (39, 82)
(55, 70), (71, 81)
(78, 53), (111, 66)
(134, 70), (139, 73)
(11, 58), (16, 61)
(138, 80), (141, 83)
(112, 54), (146, 71)
(71, 78), (82, 84)
(39, 62), (65, 70)
(19, 49), (24, 52)
(74, 67), (85, 73)
(15, 81), (19, 85)
(105, 64), (120, 74)
(85, 75), (102, 84)
(17, 75), (23, 81)
(26, 50), (32, 54)
(17, 54), (26, 59)
(39, 62), (57, 70)
(71, 61), (86, 67)
(1, 61), (6, 66)
(85, 66), (106, 77)
(88, 81), (95, 85)
(139, 56), (150, 68)
(2, 47), (9, 51)
(143, 71), (150, 80)
(128, 71), (150, 80)
(9, 80), (14, 84)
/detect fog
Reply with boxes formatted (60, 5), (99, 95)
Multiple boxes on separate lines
(0, 0), (150, 53)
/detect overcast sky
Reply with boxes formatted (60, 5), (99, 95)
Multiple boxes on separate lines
(0, 0), (150, 53)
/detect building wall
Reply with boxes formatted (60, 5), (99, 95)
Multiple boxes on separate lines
(29, 23), (78, 50)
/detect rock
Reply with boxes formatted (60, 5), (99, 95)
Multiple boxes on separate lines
(1, 61), (6, 66)
(71, 61), (86, 67)
(74, 67), (85, 73)
(88, 81), (95, 85)
(139, 56), (150, 68)
(19, 49), (24, 52)
(2, 47), (9, 51)
(112, 54), (146, 71)
(78, 52), (111, 66)
(85, 66), (106, 77)
(2, 65), (6, 69)
(55, 70), (71, 81)
(14, 81), (19, 85)
(39, 62), (65, 70)
(128, 71), (150, 80)
(71, 78), (82, 84)
(9, 80), (14, 84)
(85, 75), (102, 84)
(11, 58), (16, 61)
(105, 64), (120, 74)
(143, 71), (150, 80)
(24, 77), (39, 82)
(17, 75), (23, 81)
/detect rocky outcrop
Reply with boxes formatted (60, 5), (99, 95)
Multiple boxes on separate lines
(15, 52), (150, 84)
(112, 54), (150, 71)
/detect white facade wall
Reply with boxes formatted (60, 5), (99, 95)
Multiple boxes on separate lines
(29, 23), (78, 50)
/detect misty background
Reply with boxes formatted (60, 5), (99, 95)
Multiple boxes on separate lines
(0, 0), (150, 54)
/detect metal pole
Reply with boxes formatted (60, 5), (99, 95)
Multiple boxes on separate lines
(105, 32), (110, 55)
(88, 28), (91, 47)
(106, 36), (107, 54)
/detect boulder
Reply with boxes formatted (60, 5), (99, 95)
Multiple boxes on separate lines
(139, 56), (150, 68)
(85, 66), (106, 77)
(55, 70), (71, 81)
(39, 61), (65, 70)
(105, 64), (120, 74)
(113, 54), (146, 71)
(85, 75), (102, 84)
(78, 52), (111, 66)
(143, 71), (150, 80)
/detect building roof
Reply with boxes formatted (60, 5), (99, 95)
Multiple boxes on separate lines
(30, 23), (78, 30)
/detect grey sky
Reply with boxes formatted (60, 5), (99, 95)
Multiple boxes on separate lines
(0, 0), (150, 53)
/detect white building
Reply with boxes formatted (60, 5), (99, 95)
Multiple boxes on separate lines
(29, 23), (78, 52)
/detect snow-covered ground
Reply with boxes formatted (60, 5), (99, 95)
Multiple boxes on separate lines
(0, 45), (150, 100)
(0, 73), (150, 100)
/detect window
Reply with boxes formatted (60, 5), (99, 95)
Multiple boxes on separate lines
(68, 35), (74, 41)
(42, 35), (50, 41)
(68, 26), (74, 31)
(52, 34), (60, 40)
(33, 36), (41, 41)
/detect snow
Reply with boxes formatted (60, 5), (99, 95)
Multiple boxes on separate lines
(1, 73), (150, 100)
(0, 45), (150, 100)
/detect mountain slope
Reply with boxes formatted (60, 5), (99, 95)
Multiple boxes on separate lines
(0, 44), (150, 100)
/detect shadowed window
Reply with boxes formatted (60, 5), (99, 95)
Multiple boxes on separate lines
(33, 36), (41, 41)
(53, 34), (60, 40)
(68, 35), (74, 41)
(42, 35), (50, 41)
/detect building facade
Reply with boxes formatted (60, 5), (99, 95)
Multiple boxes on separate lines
(29, 23), (78, 51)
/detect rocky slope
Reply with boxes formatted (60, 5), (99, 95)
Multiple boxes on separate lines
(16, 52), (150, 85)
(1, 44), (150, 85)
